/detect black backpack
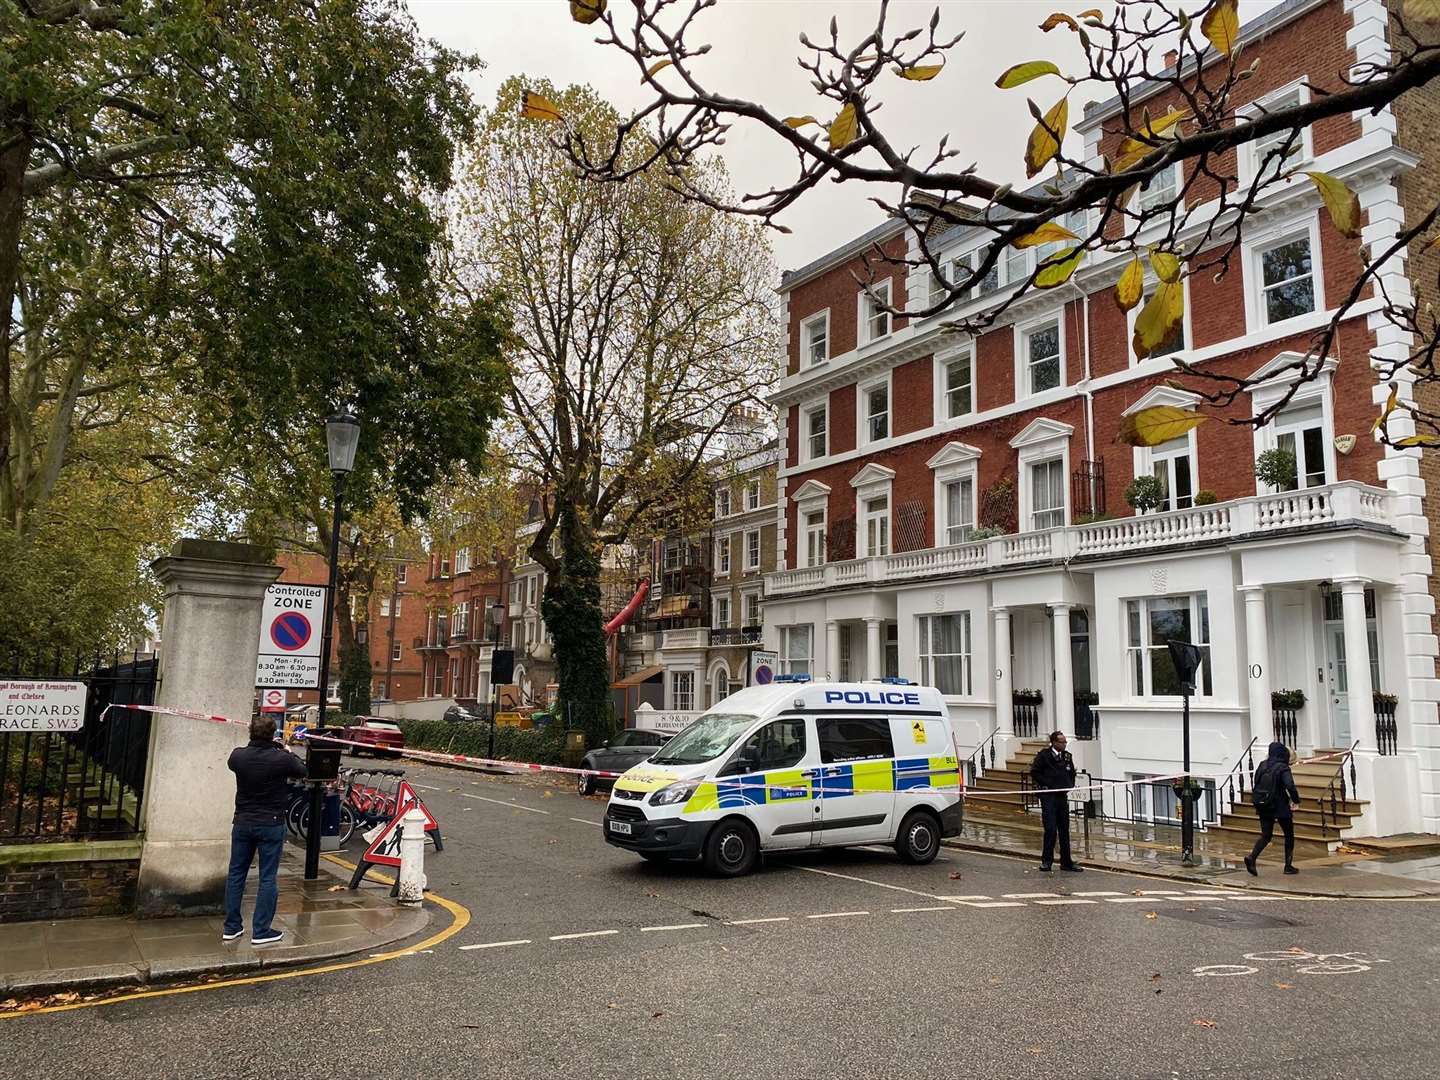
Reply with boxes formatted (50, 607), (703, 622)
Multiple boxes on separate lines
(1251, 761), (1279, 811)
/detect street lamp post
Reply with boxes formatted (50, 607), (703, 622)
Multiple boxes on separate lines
(304, 408), (361, 881)
(1166, 639), (1206, 868)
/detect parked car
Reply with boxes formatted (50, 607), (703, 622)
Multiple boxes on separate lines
(341, 719), (405, 758)
(577, 729), (671, 795)
(443, 704), (483, 723)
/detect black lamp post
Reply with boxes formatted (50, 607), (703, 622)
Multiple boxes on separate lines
(304, 407), (361, 881)
(1165, 639), (1206, 867)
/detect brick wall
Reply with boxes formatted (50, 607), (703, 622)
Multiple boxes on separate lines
(787, 231), (909, 375)
(0, 857), (138, 924)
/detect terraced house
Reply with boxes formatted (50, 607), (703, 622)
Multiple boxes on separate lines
(763, 0), (1440, 841)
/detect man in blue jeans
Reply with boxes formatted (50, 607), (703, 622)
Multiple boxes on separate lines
(223, 715), (307, 945)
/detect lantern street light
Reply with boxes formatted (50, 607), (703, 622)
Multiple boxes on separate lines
(1165, 639), (1206, 867)
(304, 408), (361, 880)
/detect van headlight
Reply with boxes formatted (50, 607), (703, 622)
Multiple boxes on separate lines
(650, 781), (698, 806)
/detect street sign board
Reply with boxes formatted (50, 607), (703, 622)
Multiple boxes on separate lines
(260, 688), (287, 713)
(0, 680), (87, 733)
(256, 584), (327, 689)
(751, 651), (778, 686)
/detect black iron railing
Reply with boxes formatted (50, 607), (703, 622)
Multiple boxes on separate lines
(1012, 693), (1041, 739)
(1273, 707), (1299, 748)
(0, 650), (157, 844)
(1074, 694), (1099, 740)
(1318, 741), (1359, 836)
(964, 729), (1002, 787)
(710, 627), (764, 646)
(1221, 736), (1259, 813)
(1374, 693), (1398, 756)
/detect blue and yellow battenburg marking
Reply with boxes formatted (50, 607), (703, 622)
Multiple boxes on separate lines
(682, 755), (960, 813)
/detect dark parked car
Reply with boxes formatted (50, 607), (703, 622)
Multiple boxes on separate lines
(577, 729), (672, 795)
(443, 704), (481, 723)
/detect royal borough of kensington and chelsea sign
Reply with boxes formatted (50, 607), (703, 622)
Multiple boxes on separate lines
(0, 681), (88, 733)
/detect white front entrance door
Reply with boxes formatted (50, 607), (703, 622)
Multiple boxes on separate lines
(1323, 623), (1351, 746)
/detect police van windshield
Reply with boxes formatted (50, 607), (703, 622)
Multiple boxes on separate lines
(648, 713), (757, 766)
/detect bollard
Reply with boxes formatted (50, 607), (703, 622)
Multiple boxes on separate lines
(397, 807), (428, 906)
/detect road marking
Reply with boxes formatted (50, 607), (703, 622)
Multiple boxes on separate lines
(1185, 890), (1241, 897)
(459, 792), (549, 815)
(791, 864), (947, 900)
(550, 929), (620, 941)
(459, 939), (532, 951)
(1138, 890), (1187, 896)
(1003, 892), (1060, 898)
(640, 923), (706, 933)
(938, 894), (992, 901)
(1073, 891), (1125, 897)
(890, 905), (955, 913)
(0, 856), (471, 1020)
(805, 911), (870, 919)
(1104, 897), (1161, 904)
(726, 917), (790, 925)
(1032, 898), (1098, 906)
(954, 900), (1025, 908)
(570, 817), (602, 826)
(409, 783), (443, 792)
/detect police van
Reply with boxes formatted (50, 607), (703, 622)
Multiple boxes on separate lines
(602, 679), (962, 876)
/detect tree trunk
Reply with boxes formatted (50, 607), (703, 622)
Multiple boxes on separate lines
(541, 498), (612, 745)
(333, 575), (372, 717)
(0, 127), (31, 527)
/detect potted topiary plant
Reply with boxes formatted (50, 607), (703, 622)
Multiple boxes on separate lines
(1254, 447), (1298, 491)
(1124, 474), (1165, 514)
(1193, 489), (1218, 505)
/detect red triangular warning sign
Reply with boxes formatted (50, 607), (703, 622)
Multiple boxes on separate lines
(360, 782), (440, 867)
(394, 781), (439, 832)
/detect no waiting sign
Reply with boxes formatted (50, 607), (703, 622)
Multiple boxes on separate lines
(255, 584), (326, 689)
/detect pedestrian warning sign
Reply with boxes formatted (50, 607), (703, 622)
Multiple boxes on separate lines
(255, 584), (326, 689)
(350, 782), (443, 888)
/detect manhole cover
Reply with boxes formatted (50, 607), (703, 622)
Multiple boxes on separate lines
(1157, 906), (1302, 930)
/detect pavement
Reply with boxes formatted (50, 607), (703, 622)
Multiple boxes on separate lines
(950, 808), (1440, 898)
(0, 845), (429, 997)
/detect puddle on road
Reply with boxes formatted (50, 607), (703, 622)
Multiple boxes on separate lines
(1156, 907), (1303, 930)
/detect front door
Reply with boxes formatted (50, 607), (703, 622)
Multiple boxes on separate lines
(814, 714), (897, 846)
(1323, 623), (1351, 746)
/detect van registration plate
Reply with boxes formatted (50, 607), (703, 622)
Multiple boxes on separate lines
(608, 820), (633, 835)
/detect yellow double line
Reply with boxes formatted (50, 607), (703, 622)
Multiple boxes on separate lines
(0, 856), (470, 1019)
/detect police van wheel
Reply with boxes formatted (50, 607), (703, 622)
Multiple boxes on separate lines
(704, 818), (758, 877)
(895, 810), (941, 865)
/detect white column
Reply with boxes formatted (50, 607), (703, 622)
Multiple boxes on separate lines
(1050, 603), (1073, 735)
(1241, 586), (1273, 745)
(992, 607), (1012, 734)
(137, 540), (281, 917)
(1340, 579), (1377, 751)
(864, 617), (884, 681)
(826, 620), (840, 680)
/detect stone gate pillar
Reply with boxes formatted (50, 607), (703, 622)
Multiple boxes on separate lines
(135, 540), (280, 917)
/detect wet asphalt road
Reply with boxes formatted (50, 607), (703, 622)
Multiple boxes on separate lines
(6, 758), (1440, 1079)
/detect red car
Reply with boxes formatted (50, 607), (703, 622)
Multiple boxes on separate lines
(341, 719), (405, 758)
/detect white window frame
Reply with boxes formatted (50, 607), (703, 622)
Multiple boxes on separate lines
(1145, 434), (1199, 512)
(744, 529), (761, 571)
(1125, 593), (1212, 699)
(1135, 161), (1181, 213)
(742, 590), (762, 628)
(926, 253), (968, 309)
(1128, 275), (1193, 366)
(803, 508), (827, 568)
(779, 624), (814, 676)
(1239, 79), (1313, 187)
(927, 441), (981, 547)
(454, 547), (470, 574)
(391, 640), (402, 662)
(1243, 214), (1324, 332)
(1248, 353), (1339, 493)
(857, 279), (893, 346)
(800, 309), (830, 367)
(745, 480), (761, 511)
(792, 479), (831, 570)
(857, 371), (892, 447)
(862, 493), (891, 557)
(933, 343), (974, 423)
(849, 464), (895, 559)
(1014, 313), (1065, 399)
(716, 535), (731, 576)
(803, 401), (829, 463)
(716, 487), (731, 518)
(671, 670), (695, 711)
(969, 245), (1002, 298)
(1012, 418), (1073, 533)
(713, 594), (730, 630)
(918, 612), (973, 696)
(380, 596), (392, 617)
(396, 565), (407, 585)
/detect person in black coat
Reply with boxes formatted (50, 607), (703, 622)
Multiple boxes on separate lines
(1029, 730), (1082, 872)
(1245, 740), (1302, 876)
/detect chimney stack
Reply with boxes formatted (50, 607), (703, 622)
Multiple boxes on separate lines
(1164, 49), (1179, 70)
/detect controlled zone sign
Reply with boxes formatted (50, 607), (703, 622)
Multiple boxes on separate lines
(360, 782), (440, 868)
(256, 584), (326, 689)
(751, 651), (778, 686)
(1, 680), (87, 733)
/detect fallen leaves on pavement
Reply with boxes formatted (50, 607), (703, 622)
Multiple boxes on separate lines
(1193, 1019), (1217, 1029)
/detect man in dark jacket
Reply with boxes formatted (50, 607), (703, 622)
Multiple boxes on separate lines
(1030, 730), (1082, 872)
(1244, 741), (1302, 876)
(223, 716), (307, 945)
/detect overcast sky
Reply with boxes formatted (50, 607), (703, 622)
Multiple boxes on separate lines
(412, 0), (1282, 273)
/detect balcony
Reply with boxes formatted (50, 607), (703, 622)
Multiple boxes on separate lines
(766, 482), (1395, 597)
(710, 626), (764, 646)
(659, 627), (710, 650)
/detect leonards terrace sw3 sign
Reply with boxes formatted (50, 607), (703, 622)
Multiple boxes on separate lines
(0, 681), (88, 732)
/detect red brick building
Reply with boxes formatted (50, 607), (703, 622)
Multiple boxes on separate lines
(764, 0), (1439, 838)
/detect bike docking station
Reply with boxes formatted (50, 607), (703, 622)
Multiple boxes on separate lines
(348, 779), (443, 901)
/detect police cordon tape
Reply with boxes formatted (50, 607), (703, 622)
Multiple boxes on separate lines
(97, 703), (1347, 800)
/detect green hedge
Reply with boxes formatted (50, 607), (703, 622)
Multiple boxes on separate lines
(395, 719), (565, 765)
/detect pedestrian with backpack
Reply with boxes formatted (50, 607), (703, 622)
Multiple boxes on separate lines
(1244, 740), (1301, 876)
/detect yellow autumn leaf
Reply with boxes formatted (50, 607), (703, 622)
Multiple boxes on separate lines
(1201, 0), (1239, 56)
(1305, 171), (1361, 238)
(1035, 247), (1084, 288)
(1116, 405), (1208, 448)
(1041, 13), (1079, 32)
(1148, 246), (1183, 283)
(521, 90), (564, 122)
(569, 0), (606, 25)
(1115, 256), (1144, 313)
(996, 60), (1062, 89)
(1013, 221), (1080, 249)
(1403, 0), (1440, 21)
(898, 63), (945, 81)
(1132, 280), (1185, 360)
(1025, 97), (1069, 178)
(829, 102), (859, 150)
(1372, 383), (1398, 433)
(646, 59), (673, 77)
(784, 115), (820, 130)
(1112, 109), (1189, 172)
(1397, 433), (1440, 447)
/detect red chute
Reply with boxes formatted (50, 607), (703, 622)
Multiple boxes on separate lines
(604, 578), (650, 636)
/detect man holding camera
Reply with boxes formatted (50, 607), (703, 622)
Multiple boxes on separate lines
(222, 716), (307, 946)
